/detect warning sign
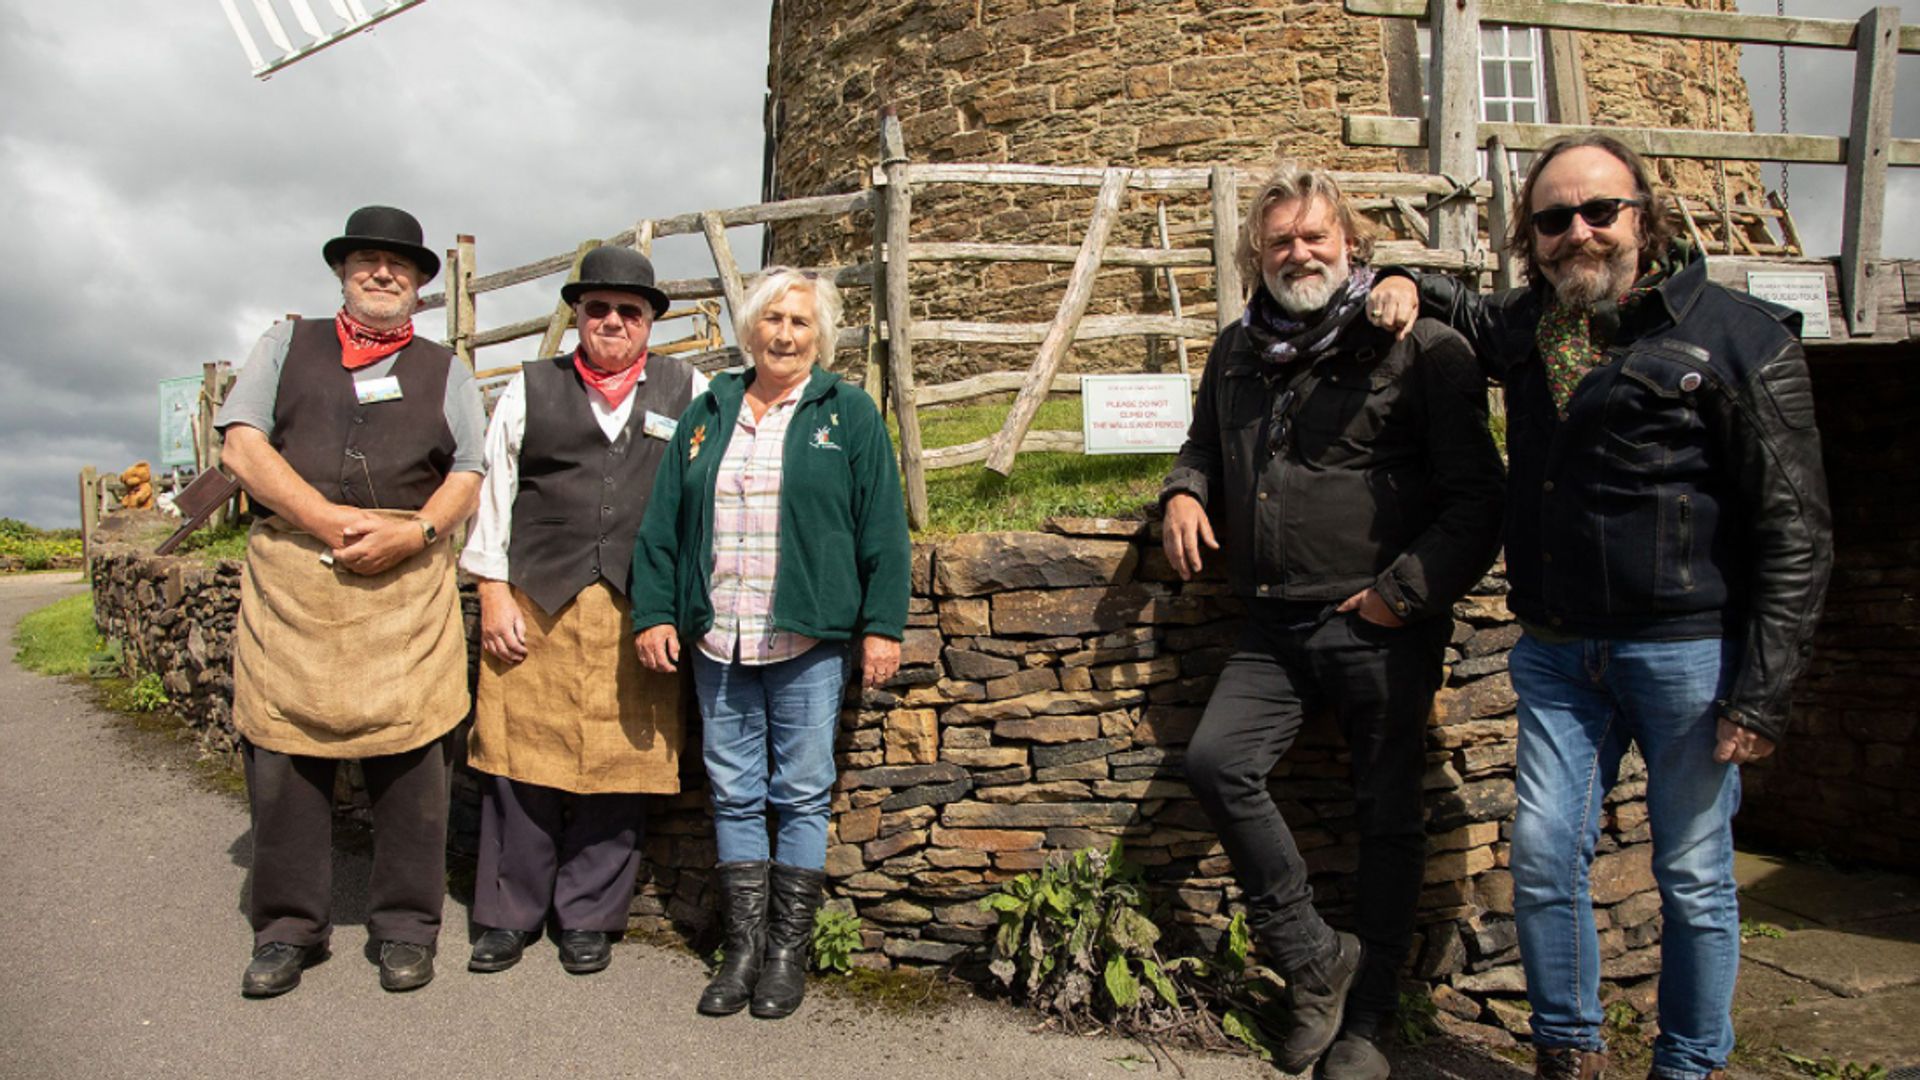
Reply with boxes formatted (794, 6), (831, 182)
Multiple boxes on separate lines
(1081, 374), (1193, 455)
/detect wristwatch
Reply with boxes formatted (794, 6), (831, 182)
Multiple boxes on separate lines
(417, 518), (438, 545)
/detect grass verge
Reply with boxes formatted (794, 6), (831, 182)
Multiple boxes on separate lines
(12, 592), (99, 676)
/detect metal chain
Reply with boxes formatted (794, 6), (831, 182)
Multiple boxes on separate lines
(1778, 0), (1791, 205)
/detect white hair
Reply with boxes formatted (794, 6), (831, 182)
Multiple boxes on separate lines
(735, 266), (842, 367)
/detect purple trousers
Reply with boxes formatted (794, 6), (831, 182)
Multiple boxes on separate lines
(471, 773), (645, 933)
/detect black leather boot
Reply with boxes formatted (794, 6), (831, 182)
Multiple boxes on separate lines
(1275, 931), (1361, 1073)
(698, 861), (770, 1016)
(749, 863), (827, 1020)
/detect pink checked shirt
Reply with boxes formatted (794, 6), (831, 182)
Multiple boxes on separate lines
(698, 381), (819, 666)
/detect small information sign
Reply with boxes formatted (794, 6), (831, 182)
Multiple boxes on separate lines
(1745, 271), (1832, 340)
(1081, 374), (1193, 455)
(158, 376), (203, 468)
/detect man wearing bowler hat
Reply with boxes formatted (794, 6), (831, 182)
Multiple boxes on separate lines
(458, 245), (706, 975)
(217, 205), (486, 996)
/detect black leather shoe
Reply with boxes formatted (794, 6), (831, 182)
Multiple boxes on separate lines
(558, 930), (612, 975)
(699, 861), (769, 1016)
(468, 928), (536, 973)
(241, 941), (327, 999)
(1323, 1032), (1392, 1080)
(1275, 932), (1361, 1073)
(376, 940), (435, 992)
(750, 863), (828, 1020)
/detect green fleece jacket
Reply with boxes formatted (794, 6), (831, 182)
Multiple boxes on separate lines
(629, 366), (911, 643)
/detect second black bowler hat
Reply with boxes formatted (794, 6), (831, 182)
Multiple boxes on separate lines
(322, 205), (441, 283)
(561, 246), (671, 317)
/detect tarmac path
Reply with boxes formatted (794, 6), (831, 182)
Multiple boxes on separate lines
(0, 572), (1519, 1080)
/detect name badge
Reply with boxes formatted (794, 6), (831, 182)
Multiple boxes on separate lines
(354, 375), (403, 404)
(643, 410), (678, 440)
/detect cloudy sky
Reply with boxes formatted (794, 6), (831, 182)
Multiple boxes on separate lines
(1, 0), (1913, 526)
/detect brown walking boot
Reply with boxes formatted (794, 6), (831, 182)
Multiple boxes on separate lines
(1536, 1047), (1608, 1080)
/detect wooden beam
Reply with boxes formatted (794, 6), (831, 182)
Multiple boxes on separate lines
(537, 240), (600, 359)
(914, 314), (1216, 345)
(916, 369), (1203, 408)
(1427, 0), (1483, 253)
(1210, 165), (1242, 330)
(1344, 114), (1920, 166)
(895, 162), (1488, 199)
(1486, 137), (1518, 292)
(1157, 201), (1192, 380)
(1390, 195), (1432, 244)
(865, 163), (890, 413)
(926, 430), (1086, 471)
(986, 167), (1132, 476)
(78, 466), (97, 567)
(700, 211), (748, 330)
(880, 109), (929, 528)
(1841, 7), (1899, 335)
(1346, 0), (1920, 53)
(908, 241), (1210, 268)
(632, 219), (654, 257)
(1543, 24), (1590, 126)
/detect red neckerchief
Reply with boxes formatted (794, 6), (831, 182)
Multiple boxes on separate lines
(335, 309), (415, 370)
(573, 347), (648, 409)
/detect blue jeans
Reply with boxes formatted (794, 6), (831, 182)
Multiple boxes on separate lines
(1509, 633), (1741, 1079)
(693, 643), (847, 869)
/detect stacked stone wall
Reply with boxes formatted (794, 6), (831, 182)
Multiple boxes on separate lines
(765, 0), (1765, 386)
(1740, 348), (1920, 870)
(88, 513), (1672, 1035)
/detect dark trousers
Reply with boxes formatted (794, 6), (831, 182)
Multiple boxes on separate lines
(1184, 600), (1447, 1028)
(471, 774), (645, 933)
(243, 734), (453, 949)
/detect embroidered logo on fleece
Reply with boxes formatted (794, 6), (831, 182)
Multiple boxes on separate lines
(688, 424), (707, 460)
(810, 426), (842, 451)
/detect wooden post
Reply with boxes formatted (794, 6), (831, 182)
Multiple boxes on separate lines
(537, 240), (601, 359)
(879, 110), (929, 528)
(1427, 0), (1483, 255)
(199, 361), (233, 530)
(866, 182), (890, 413)
(447, 234), (476, 369)
(79, 466), (97, 567)
(1841, 6), (1898, 336)
(1543, 27), (1590, 127)
(1209, 165), (1242, 329)
(985, 167), (1132, 477)
(633, 219), (655, 257)
(1155, 201), (1191, 380)
(1487, 136), (1518, 292)
(700, 211), (748, 328)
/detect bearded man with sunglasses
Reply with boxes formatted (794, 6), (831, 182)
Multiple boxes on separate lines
(1161, 163), (1504, 1079)
(458, 245), (707, 976)
(1367, 134), (1832, 1080)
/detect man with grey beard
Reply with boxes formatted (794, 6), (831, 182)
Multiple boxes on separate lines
(1368, 135), (1831, 1080)
(1162, 162), (1504, 1078)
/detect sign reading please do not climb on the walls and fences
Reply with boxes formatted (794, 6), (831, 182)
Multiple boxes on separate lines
(1081, 374), (1192, 456)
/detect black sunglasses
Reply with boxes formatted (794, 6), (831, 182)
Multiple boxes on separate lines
(581, 299), (651, 322)
(1530, 197), (1646, 237)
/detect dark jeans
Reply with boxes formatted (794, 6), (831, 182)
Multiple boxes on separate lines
(1185, 600), (1447, 1028)
(472, 773), (646, 934)
(242, 734), (454, 949)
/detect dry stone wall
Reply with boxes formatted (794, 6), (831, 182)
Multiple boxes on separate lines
(88, 508), (1670, 1034)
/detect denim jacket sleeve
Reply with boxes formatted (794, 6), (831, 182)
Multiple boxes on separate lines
(1714, 332), (1833, 744)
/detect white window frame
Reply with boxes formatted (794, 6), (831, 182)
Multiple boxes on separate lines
(1416, 23), (1549, 176)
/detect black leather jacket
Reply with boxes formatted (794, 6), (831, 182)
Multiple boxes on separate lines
(1161, 311), (1505, 625)
(1388, 251), (1833, 742)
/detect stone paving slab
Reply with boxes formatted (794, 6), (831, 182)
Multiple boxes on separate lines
(1736, 852), (1920, 927)
(1741, 916), (1920, 999)
(1740, 893), (1820, 933)
(1758, 984), (1920, 1070)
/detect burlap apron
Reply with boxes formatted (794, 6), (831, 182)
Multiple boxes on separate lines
(232, 511), (469, 758)
(467, 581), (684, 795)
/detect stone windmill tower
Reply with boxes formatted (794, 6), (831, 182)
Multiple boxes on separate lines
(762, 0), (1766, 381)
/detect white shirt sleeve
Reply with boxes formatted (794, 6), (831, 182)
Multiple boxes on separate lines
(458, 374), (526, 583)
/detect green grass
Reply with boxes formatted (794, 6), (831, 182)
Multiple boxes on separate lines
(0, 518), (83, 569)
(902, 398), (1169, 536)
(12, 592), (100, 676)
(173, 521), (251, 562)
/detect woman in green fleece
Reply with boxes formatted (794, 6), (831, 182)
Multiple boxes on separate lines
(632, 267), (911, 1021)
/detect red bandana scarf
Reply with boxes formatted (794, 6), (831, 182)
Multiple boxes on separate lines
(335, 309), (415, 370)
(573, 347), (648, 409)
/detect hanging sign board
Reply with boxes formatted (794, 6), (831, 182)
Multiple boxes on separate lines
(1081, 374), (1193, 455)
(1745, 271), (1832, 340)
(158, 376), (203, 468)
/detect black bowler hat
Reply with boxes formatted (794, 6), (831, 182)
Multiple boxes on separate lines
(560, 246), (670, 317)
(321, 205), (441, 283)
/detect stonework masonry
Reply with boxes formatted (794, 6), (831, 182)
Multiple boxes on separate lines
(764, 0), (1764, 383)
(92, 514), (1665, 1039)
